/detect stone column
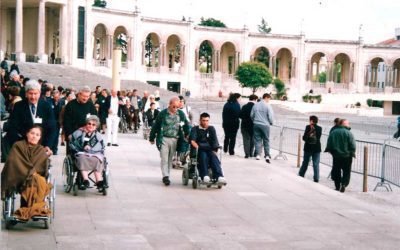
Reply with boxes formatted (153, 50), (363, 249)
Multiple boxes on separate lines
(271, 56), (276, 77)
(60, 4), (68, 64)
(364, 65), (369, 86)
(127, 36), (133, 61)
(141, 41), (145, 65)
(36, 0), (47, 63)
(291, 57), (296, 78)
(108, 35), (113, 60)
(180, 44), (185, 67)
(269, 56), (273, 70)
(394, 69), (398, 88)
(112, 49), (121, 91)
(194, 49), (199, 71)
(15, 0), (25, 62)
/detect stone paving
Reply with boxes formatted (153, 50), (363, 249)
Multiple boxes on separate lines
(1, 130), (400, 250)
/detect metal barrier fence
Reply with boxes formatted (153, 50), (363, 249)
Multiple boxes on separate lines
(270, 125), (399, 191)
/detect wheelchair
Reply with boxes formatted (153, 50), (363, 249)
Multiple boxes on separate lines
(62, 153), (109, 196)
(118, 113), (129, 134)
(182, 147), (226, 189)
(142, 120), (151, 140)
(2, 160), (56, 230)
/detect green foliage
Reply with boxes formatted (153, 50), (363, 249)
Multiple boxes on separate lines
(258, 18), (271, 34)
(367, 99), (383, 108)
(199, 41), (213, 73)
(199, 17), (227, 28)
(319, 71), (327, 83)
(366, 99), (373, 107)
(235, 61), (273, 94)
(93, 0), (107, 7)
(145, 35), (153, 67)
(255, 47), (270, 68)
(302, 94), (322, 103)
(274, 78), (286, 99)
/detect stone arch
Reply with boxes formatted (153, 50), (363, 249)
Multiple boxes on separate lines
(275, 48), (293, 81)
(93, 23), (108, 60)
(166, 34), (182, 70)
(220, 41), (237, 74)
(393, 58), (400, 88)
(144, 32), (161, 67)
(309, 52), (327, 82)
(113, 26), (129, 62)
(253, 46), (270, 68)
(197, 40), (214, 73)
(333, 53), (351, 84)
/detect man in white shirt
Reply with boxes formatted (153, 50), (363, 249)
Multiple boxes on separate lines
(105, 90), (121, 146)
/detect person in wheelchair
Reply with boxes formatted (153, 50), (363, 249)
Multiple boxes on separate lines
(189, 112), (226, 184)
(1, 125), (52, 221)
(69, 115), (105, 191)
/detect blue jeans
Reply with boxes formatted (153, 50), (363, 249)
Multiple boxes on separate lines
(198, 150), (223, 179)
(253, 124), (270, 157)
(298, 151), (320, 181)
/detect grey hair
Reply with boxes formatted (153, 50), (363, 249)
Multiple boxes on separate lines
(86, 115), (100, 127)
(25, 80), (41, 92)
(9, 70), (19, 78)
(79, 85), (91, 93)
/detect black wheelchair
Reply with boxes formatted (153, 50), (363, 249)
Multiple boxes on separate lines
(182, 147), (226, 189)
(62, 154), (109, 196)
(2, 160), (56, 229)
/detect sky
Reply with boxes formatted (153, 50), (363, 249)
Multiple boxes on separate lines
(110, 0), (400, 43)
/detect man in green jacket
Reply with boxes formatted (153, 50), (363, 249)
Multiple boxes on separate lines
(149, 97), (190, 186)
(325, 119), (356, 193)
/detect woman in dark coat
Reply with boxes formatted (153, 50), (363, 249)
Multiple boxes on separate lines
(222, 93), (241, 155)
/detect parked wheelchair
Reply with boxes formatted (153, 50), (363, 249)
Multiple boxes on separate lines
(2, 161), (56, 230)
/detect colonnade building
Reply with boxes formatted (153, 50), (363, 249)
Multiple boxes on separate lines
(1, 0), (400, 99)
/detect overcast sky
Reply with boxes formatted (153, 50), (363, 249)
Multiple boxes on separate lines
(110, 0), (400, 43)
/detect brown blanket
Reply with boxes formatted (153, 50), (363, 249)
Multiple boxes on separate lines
(1, 140), (49, 200)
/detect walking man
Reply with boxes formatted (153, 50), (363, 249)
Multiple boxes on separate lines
(298, 115), (322, 182)
(149, 97), (190, 186)
(239, 94), (258, 158)
(251, 93), (274, 163)
(325, 119), (356, 192)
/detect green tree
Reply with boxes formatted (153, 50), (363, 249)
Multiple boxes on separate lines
(199, 41), (213, 73)
(318, 71), (327, 83)
(255, 47), (270, 68)
(145, 34), (153, 67)
(235, 61), (273, 94)
(199, 17), (227, 28)
(258, 18), (271, 34)
(274, 78), (286, 99)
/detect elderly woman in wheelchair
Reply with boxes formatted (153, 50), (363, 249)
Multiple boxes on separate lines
(69, 115), (106, 192)
(1, 125), (54, 229)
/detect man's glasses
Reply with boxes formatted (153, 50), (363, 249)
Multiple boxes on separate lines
(87, 123), (96, 126)
(171, 106), (179, 109)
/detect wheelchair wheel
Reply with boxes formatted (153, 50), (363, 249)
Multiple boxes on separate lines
(102, 188), (107, 196)
(182, 168), (189, 186)
(192, 169), (199, 189)
(62, 156), (73, 193)
(73, 183), (78, 196)
(44, 219), (49, 229)
(50, 178), (56, 220)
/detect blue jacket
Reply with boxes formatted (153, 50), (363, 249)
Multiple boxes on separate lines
(222, 101), (241, 130)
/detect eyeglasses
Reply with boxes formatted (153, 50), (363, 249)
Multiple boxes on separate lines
(171, 106), (179, 109)
(87, 123), (96, 126)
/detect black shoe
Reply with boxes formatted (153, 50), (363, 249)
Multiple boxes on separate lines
(339, 185), (345, 193)
(229, 152), (234, 156)
(112, 144), (119, 147)
(96, 181), (104, 192)
(107, 143), (111, 146)
(162, 176), (170, 186)
(245, 155), (249, 158)
(314, 179), (319, 183)
(83, 180), (90, 188)
(61, 142), (65, 146)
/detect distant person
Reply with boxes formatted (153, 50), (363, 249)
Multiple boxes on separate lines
(0, 57), (9, 75)
(145, 102), (160, 127)
(325, 119), (356, 193)
(10, 61), (20, 74)
(298, 116), (322, 182)
(251, 93), (274, 163)
(50, 52), (56, 64)
(239, 94), (258, 158)
(222, 93), (241, 155)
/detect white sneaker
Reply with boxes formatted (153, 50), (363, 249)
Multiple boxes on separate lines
(217, 177), (227, 184)
(255, 155), (260, 160)
(203, 176), (211, 183)
(265, 156), (271, 164)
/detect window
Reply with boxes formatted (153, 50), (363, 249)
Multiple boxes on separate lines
(77, 7), (85, 59)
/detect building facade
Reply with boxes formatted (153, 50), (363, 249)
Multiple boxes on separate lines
(1, 0), (400, 99)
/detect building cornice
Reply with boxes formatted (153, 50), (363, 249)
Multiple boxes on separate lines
(194, 26), (246, 34)
(92, 7), (137, 17)
(363, 44), (400, 49)
(141, 17), (191, 26)
(305, 39), (359, 45)
(249, 32), (301, 40)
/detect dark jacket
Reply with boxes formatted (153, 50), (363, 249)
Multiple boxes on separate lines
(302, 124), (322, 153)
(10, 64), (20, 74)
(6, 99), (56, 147)
(145, 108), (160, 127)
(51, 98), (65, 126)
(189, 125), (219, 152)
(63, 99), (97, 138)
(222, 101), (241, 130)
(239, 101), (255, 132)
(325, 126), (356, 158)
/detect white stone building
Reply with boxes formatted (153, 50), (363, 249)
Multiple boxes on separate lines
(1, 0), (400, 99)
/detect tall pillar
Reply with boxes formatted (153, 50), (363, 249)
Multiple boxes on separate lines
(268, 56), (273, 70)
(194, 49), (199, 71)
(60, 4), (68, 64)
(127, 36), (133, 62)
(107, 35), (113, 60)
(141, 41), (145, 65)
(15, 0), (25, 62)
(112, 49), (121, 91)
(271, 56), (276, 77)
(180, 44), (185, 67)
(394, 69), (398, 88)
(291, 57), (296, 78)
(308, 60), (313, 81)
(364, 65), (368, 86)
(36, 0), (47, 63)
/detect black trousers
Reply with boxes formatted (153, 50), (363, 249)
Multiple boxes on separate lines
(331, 156), (353, 189)
(223, 127), (238, 154)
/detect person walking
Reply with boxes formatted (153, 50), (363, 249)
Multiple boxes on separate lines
(239, 94), (258, 158)
(149, 97), (190, 186)
(325, 119), (356, 192)
(222, 93), (241, 155)
(105, 89), (122, 146)
(298, 115), (322, 182)
(251, 93), (274, 163)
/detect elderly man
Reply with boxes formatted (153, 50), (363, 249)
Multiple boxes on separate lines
(5, 80), (56, 156)
(63, 86), (97, 141)
(149, 96), (190, 186)
(325, 119), (356, 193)
(7, 70), (21, 88)
(105, 89), (122, 146)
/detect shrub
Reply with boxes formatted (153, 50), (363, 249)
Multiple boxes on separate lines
(366, 99), (373, 107)
(302, 94), (309, 102)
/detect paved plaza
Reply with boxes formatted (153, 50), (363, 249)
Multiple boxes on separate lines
(1, 126), (400, 249)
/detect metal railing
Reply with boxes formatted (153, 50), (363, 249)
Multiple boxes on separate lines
(270, 125), (399, 191)
(146, 66), (160, 73)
